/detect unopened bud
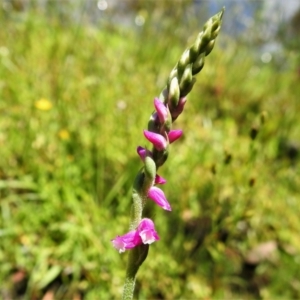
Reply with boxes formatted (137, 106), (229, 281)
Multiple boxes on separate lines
(168, 77), (180, 109)
(167, 69), (178, 87)
(192, 53), (205, 75)
(170, 97), (187, 121)
(177, 49), (190, 79)
(179, 64), (193, 95)
(152, 148), (168, 168)
(148, 112), (159, 133)
(154, 98), (168, 125)
(205, 40), (215, 56)
(144, 156), (156, 184)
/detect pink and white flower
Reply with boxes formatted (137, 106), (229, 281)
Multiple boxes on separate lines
(112, 218), (160, 253)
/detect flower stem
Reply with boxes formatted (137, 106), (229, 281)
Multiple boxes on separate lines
(123, 245), (149, 300)
(122, 170), (150, 299)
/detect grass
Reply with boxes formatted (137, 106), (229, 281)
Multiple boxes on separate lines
(1, 2), (300, 299)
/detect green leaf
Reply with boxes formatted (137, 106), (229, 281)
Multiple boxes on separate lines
(37, 265), (62, 289)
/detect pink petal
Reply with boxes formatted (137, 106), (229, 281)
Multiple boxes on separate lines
(139, 229), (160, 244)
(136, 146), (147, 161)
(155, 174), (167, 185)
(154, 98), (168, 124)
(111, 230), (142, 253)
(143, 130), (167, 151)
(138, 218), (155, 231)
(138, 218), (160, 244)
(148, 186), (171, 211)
(171, 97), (187, 120)
(178, 97), (187, 110)
(168, 130), (183, 144)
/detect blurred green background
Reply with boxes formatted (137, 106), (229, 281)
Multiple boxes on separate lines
(0, 0), (300, 299)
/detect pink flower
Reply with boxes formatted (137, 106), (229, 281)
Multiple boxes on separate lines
(155, 174), (167, 184)
(137, 146), (152, 161)
(143, 130), (167, 151)
(154, 98), (168, 124)
(138, 218), (160, 244)
(168, 130), (183, 143)
(111, 218), (160, 253)
(170, 97), (187, 120)
(111, 230), (142, 253)
(148, 186), (171, 211)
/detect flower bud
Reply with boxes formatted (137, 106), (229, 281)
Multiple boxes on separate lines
(144, 156), (156, 183)
(170, 97), (187, 121)
(143, 130), (168, 151)
(154, 98), (171, 129)
(168, 77), (180, 109)
(179, 64), (193, 95)
(168, 130), (183, 143)
(192, 53), (205, 75)
(177, 49), (190, 79)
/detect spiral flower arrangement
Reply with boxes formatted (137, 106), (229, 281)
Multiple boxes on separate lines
(112, 8), (224, 300)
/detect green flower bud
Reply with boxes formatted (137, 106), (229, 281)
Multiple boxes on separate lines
(159, 87), (169, 104)
(167, 68), (178, 88)
(189, 33), (202, 61)
(179, 64), (193, 94)
(168, 77), (180, 108)
(147, 113), (158, 133)
(205, 40), (215, 56)
(198, 29), (212, 53)
(162, 8), (224, 101)
(177, 49), (190, 79)
(152, 148), (169, 168)
(180, 78), (196, 97)
(192, 53), (205, 75)
(144, 156), (156, 187)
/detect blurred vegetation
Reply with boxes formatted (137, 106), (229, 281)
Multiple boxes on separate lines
(0, 1), (300, 299)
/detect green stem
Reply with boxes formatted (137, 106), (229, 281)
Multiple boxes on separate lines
(122, 244), (149, 300)
(129, 170), (145, 230)
(122, 275), (135, 300)
(122, 168), (152, 299)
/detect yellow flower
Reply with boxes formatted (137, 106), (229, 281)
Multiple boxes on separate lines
(35, 98), (52, 111)
(58, 129), (70, 141)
